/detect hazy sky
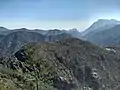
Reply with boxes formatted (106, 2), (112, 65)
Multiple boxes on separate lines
(0, 0), (120, 30)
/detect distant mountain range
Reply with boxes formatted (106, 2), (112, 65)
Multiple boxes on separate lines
(0, 27), (82, 55)
(0, 30), (71, 55)
(0, 19), (120, 55)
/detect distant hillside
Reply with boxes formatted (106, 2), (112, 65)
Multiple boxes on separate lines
(0, 31), (45, 54)
(0, 27), (12, 35)
(82, 19), (120, 37)
(84, 25), (120, 45)
(0, 34), (5, 42)
(68, 28), (81, 38)
(0, 30), (71, 55)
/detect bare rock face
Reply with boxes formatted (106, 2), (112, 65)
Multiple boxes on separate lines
(14, 49), (28, 62)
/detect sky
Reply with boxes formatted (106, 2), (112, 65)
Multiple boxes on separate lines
(0, 0), (120, 31)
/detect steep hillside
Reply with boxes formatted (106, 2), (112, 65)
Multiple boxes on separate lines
(0, 35), (5, 42)
(82, 19), (120, 37)
(0, 27), (15, 35)
(84, 25), (120, 45)
(0, 38), (120, 90)
(0, 31), (45, 54)
(0, 30), (71, 55)
(68, 28), (81, 38)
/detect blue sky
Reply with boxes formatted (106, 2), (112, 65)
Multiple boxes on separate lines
(0, 0), (120, 30)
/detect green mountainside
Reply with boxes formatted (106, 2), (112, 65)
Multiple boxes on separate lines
(0, 38), (120, 90)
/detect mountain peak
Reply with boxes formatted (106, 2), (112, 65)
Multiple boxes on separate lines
(85, 19), (120, 32)
(96, 19), (120, 24)
(0, 27), (8, 31)
(15, 28), (28, 31)
(69, 28), (79, 32)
